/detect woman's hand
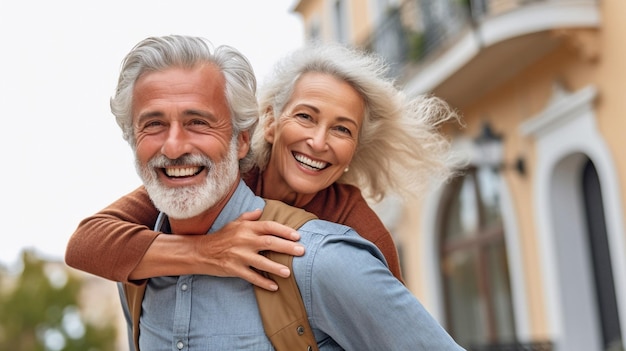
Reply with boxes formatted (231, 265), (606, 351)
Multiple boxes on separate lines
(195, 209), (305, 291)
(130, 209), (305, 291)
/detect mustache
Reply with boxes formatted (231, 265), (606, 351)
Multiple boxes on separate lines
(147, 154), (214, 168)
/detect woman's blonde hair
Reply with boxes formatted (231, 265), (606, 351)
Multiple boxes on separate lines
(251, 42), (459, 202)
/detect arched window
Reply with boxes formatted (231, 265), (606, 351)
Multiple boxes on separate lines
(439, 166), (516, 348)
(582, 160), (622, 350)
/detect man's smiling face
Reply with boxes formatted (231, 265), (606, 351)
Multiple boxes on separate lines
(131, 64), (249, 218)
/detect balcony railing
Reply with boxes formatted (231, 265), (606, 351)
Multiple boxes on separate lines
(361, 0), (471, 77)
(361, 0), (595, 78)
(468, 341), (553, 351)
(362, 6), (410, 77)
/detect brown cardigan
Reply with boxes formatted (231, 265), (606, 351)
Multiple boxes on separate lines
(65, 168), (403, 282)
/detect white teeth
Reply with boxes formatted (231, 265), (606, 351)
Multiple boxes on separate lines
(294, 153), (327, 170)
(165, 167), (201, 177)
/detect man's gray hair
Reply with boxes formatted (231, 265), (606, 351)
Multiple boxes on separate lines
(110, 35), (258, 172)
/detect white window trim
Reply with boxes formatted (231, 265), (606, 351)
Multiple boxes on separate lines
(520, 83), (626, 351)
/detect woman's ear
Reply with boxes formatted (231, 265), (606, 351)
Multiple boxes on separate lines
(263, 107), (276, 144)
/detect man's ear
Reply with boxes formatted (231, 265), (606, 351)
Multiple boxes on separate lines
(263, 107), (276, 144)
(237, 130), (251, 160)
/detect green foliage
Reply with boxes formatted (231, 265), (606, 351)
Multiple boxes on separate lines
(0, 250), (117, 351)
(408, 31), (425, 62)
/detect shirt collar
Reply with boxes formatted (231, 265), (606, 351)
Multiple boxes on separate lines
(209, 179), (265, 233)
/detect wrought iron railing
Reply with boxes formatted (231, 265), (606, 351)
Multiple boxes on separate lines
(468, 340), (553, 351)
(361, 0), (471, 76)
(361, 6), (410, 77)
(360, 0), (595, 78)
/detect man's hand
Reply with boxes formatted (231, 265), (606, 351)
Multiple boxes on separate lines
(130, 209), (305, 291)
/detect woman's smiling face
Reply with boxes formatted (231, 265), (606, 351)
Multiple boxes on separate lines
(263, 72), (365, 203)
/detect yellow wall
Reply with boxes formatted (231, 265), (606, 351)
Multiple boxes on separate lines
(404, 7), (626, 333)
(293, 0), (626, 343)
(596, 0), (626, 231)
(295, 0), (373, 44)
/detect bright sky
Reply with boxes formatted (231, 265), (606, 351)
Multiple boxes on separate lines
(0, 0), (304, 269)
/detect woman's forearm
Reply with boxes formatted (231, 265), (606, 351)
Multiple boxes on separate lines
(65, 187), (305, 290)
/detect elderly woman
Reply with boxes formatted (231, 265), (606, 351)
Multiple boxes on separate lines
(65, 42), (457, 290)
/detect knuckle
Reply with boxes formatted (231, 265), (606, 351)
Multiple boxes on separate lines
(262, 235), (274, 247)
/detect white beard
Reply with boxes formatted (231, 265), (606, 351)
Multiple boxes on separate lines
(136, 138), (239, 219)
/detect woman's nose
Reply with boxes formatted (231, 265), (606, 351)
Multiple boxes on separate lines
(305, 127), (329, 152)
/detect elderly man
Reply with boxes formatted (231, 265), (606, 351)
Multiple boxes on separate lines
(105, 35), (464, 350)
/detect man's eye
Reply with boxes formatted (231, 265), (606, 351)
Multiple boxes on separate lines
(190, 119), (210, 126)
(143, 120), (165, 130)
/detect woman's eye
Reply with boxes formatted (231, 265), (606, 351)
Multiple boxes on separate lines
(334, 125), (352, 136)
(295, 113), (312, 121)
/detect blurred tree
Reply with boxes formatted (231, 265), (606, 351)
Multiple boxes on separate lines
(0, 250), (117, 351)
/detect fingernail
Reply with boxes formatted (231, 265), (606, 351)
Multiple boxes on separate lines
(280, 268), (290, 277)
(269, 283), (278, 291)
(294, 245), (305, 255)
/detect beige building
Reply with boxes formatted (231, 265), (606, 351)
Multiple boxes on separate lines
(292, 1), (625, 350)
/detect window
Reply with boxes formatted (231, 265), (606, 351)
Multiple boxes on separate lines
(333, 0), (348, 44)
(308, 17), (321, 42)
(439, 166), (516, 348)
(582, 160), (622, 350)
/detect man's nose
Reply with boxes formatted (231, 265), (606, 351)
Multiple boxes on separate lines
(160, 124), (193, 159)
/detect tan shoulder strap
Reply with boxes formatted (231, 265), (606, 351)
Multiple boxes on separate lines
(255, 199), (319, 351)
(124, 199), (319, 351)
(123, 281), (146, 351)
(258, 199), (318, 229)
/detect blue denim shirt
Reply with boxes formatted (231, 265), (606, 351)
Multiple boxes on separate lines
(119, 180), (464, 350)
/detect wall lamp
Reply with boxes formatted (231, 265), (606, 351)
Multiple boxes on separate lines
(473, 121), (526, 176)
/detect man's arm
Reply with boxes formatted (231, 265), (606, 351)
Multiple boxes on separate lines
(65, 186), (304, 291)
(300, 230), (465, 350)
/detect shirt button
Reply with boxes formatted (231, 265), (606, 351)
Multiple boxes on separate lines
(176, 340), (184, 349)
(181, 283), (188, 291)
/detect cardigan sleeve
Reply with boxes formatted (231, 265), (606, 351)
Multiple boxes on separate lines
(65, 186), (160, 283)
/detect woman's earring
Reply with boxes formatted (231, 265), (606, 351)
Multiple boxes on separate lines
(344, 167), (349, 173)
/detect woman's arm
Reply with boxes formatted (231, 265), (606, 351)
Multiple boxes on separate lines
(65, 186), (305, 291)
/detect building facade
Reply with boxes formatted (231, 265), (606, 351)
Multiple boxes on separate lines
(292, 1), (626, 350)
